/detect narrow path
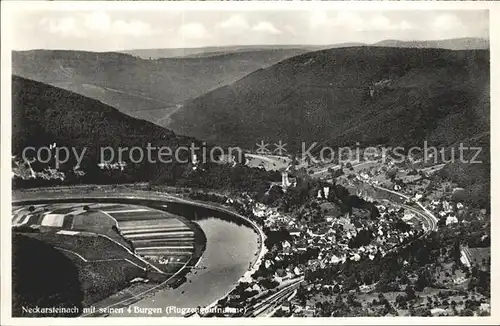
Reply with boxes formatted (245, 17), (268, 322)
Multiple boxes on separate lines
(55, 247), (146, 270)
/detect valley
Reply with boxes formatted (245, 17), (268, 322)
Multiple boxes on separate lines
(12, 48), (311, 124)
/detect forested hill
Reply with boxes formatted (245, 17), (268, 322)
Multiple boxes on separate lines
(168, 46), (489, 151)
(12, 75), (199, 185)
(12, 48), (309, 124)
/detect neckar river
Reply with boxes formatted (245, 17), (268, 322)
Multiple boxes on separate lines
(121, 215), (260, 316)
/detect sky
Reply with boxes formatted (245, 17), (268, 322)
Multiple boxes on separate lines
(11, 9), (489, 51)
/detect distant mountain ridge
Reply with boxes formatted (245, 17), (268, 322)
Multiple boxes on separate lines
(120, 37), (488, 59)
(373, 37), (489, 50)
(120, 44), (325, 59)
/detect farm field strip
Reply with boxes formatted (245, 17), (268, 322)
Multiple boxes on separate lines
(139, 248), (194, 255)
(126, 231), (194, 238)
(108, 211), (175, 221)
(105, 208), (187, 220)
(165, 261), (189, 265)
(50, 207), (80, 214)
(143, 255), (191, 262)
(15, 214), (34, 225)
(136, 245), (194, 250)
(119, 219), (185, 228)
(12, 207), (31, 223)
(121, 226), (192, 234)
(12, 202), (199, 275)
(72, 212), (116, 228)
(132, 239), (194, 245)
(120, 218), (186, 230)
(40, 214), (66, 227)
(131, 233), (195, 239)
(103, 209), (151, 214)
(119, 221), (188, 228)
(134, 245), (194, 252)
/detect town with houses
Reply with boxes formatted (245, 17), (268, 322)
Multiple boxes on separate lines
(186, 148), (491, 317)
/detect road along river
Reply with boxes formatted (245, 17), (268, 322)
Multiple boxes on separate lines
(13, 191), (262, 317)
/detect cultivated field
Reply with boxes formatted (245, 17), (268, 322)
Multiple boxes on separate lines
(12, 200), (206, 313)
(12, 202), (200, 274)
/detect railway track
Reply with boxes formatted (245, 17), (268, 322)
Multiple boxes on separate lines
(244, 277), (304, 317)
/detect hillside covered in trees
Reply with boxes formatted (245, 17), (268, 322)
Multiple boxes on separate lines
(12, 75), (201, 187)
(169, 47), (489, 151)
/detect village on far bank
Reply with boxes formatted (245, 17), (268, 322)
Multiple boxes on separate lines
(198, 146), (490, 317)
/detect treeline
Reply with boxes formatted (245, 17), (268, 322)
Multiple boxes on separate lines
(153, 162), (282, 195)
(277, 176), (380, 218)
